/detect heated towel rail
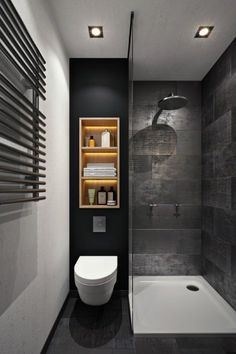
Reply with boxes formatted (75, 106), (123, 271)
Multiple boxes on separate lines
(0, 0), (46, 205)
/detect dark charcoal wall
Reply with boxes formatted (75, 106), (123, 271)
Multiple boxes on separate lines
(132, 81), (202, 275)
(202, 39), (236, 309)
(70, 59), (128, 290)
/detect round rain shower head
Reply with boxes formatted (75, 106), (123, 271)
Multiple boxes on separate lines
(158, 93), (188, 110)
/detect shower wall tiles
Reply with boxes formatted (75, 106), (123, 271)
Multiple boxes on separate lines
(202, 38), (236, 310)
(132, 81), (201, 275)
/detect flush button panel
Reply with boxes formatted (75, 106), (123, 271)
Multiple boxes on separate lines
(93, 216), (106, 232)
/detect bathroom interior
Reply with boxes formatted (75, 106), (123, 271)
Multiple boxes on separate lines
(0, 0), (236, 353)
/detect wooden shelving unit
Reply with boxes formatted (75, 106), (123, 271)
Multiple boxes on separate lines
(79, 117), (120, 208)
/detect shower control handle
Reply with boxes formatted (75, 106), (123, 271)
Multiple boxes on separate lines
(149, 203), (157, 207)
(149, 203), (157, 216)
(174, 203), (181, 217)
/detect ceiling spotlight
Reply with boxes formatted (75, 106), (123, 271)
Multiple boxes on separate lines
(88, 26), (103, 38)
(195, 26), (214, 38)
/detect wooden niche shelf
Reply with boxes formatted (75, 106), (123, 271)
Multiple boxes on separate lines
(79, 117), (120, 208)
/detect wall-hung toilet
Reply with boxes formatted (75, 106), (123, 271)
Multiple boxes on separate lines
(74, 256), (117, 306)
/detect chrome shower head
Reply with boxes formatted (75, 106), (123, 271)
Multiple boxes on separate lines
(158, 93), (188, 110)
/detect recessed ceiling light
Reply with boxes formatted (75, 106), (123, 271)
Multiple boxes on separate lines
(88, 26), (103, 38)
(195, 26), (214, 38)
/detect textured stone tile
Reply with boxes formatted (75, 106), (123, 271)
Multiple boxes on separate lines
(176, 81), (201, 108)
(202, 178), (231, 209)
(232, 177), (236, 210)
(224, 276), (236, 310)
(214, 143), (236, 178)
(202, 44), (231, 98)
(202, 111), (231, 153)
(133, 205), (201, 229)
(131, 125), (177, 156)
(202, 153), (214, 178)
(133, 254), (201, 275)
(213, 207), (236, 245)
(176, 130), (201, 155)
(232, 107), (236, 142)
(202, 259), (225, 298)
(132, 155), (152, 174)
(132, 104), (155, 131)
(152, 155), (201, 181)
(214, 73), (236, 120)
(133, 178), (177, 206)
(176, 180), (201, 204)
(133, 229), (201, 255)
(202, 206), (214, 234)
(202, 93), (215, 128)
(202, 235), (230, 273)
(133, 81), (175, 105)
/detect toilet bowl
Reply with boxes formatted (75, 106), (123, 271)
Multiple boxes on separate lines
(74, 256), (117, 306)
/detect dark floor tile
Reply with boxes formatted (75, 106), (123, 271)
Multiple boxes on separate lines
(135, 337), (180, 354)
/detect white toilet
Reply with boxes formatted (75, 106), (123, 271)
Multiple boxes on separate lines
(74, 256), (117, 306)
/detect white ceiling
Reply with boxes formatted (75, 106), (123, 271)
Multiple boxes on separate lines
(48, 0), (236, 80)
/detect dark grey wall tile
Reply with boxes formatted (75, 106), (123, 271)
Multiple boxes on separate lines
(133, 81), (175, 105)
(133, 254), (201, 275)
(202, 111), (231, 153)
(131, 125), (177, 156)
(176, 180), (201, 204)
(232, 177), (236, 210)
(132, 81), (201, 276)
(133, 229), (201, 255)
(202, 45), (231, 99)
(202, 153), (214, 178)
(202, 206), (214, 234)
(133, 205), (201, 230)
(176, 130), (201, 156)
(202, 178), (231, 209)
(152, 155), (201, 180)
(202, 38), (236, 311)
(214, 143), (236, 178)
(214, 73), (236, 120)
(213, 207), (236, 245)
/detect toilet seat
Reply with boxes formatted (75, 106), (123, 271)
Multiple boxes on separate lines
(74, 256), (117, 286)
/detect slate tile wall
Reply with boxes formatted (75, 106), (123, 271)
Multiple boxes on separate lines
(202, 38), (236, 310)
(131, 81), (201, 275)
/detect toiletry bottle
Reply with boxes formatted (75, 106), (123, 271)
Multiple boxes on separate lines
(101, 129), (110, 147)
(107, 186), (116, 203)
(97, 186), (107, 205)
(88, 136), (95, 147)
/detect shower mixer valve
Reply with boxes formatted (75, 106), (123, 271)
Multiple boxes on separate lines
(174, 203), (181, 217)
(149, 203), (157, 216)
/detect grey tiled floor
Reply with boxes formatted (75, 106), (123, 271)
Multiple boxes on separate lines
(46, 294), (236, 354)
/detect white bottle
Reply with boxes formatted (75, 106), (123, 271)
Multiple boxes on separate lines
(101, 129), (111, 147)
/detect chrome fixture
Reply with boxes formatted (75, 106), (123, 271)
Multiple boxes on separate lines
(149, 202), (157, 216)
(152, 93), (188, 126)
(174, 203), (181, 218)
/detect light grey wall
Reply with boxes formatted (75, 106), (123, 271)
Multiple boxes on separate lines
(131, 81), (201, 275)
(0, 1), (69, 353)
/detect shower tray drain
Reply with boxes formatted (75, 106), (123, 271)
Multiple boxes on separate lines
(186, 285), (199, 292)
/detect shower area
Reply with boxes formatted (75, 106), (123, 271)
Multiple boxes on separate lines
(128, 15), (236, 334)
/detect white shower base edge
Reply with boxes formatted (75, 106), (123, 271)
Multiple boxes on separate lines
(133, 276), (236, 334)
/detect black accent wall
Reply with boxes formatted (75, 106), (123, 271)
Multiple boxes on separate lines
(70, 59), (128, 290)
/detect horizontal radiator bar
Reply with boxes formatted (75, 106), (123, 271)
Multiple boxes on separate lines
(0, 0), (46, 206)
(0, 196), (46, 205)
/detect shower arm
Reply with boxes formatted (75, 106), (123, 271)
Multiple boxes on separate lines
(152, 108), (163, 126)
